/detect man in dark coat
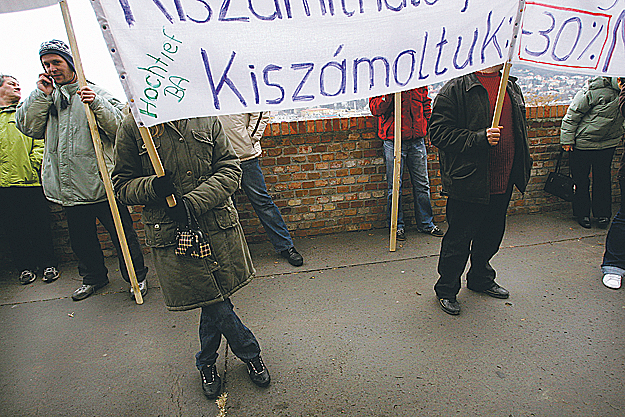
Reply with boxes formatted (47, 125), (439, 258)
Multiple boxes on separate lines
(429, 64), (532, 315)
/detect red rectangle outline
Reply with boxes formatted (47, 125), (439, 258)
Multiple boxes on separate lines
(518, 2), (612, 70)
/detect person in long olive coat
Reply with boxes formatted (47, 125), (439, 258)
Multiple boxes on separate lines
(113, 115), (270, 399)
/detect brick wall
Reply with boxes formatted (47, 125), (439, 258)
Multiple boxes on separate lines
(2, 106), (622, 264)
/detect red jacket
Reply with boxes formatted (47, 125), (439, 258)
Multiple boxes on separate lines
(369, 87), (431, 141)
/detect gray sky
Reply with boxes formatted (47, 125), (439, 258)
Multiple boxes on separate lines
(0, 0), (125, 100)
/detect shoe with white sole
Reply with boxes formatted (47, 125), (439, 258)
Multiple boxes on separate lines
(602, 274), (622, 289)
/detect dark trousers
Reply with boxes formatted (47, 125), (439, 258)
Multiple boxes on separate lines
(64, 200), (147, 286)
(0, 186), (57, 272)
(602, 176), (625, 274)
(435, 187), (513, 299)
(570, 147), (616, 219)
(195, 299), (261, 370)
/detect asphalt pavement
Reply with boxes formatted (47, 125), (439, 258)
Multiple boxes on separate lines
(1, 209), (623, 417)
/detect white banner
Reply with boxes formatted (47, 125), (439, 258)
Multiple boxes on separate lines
(92, 0), (521, 127)
(514, 1), (625, 77)
(0, 0), (58, 13)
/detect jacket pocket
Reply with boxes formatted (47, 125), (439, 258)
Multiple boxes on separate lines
(450, 162), (478, 180)
(143, 208), (177, 247)
(191, 130), (215, 166)
(213, 204), (240, 229)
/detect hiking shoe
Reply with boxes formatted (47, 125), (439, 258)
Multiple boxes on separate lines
(246, 355), (271, 387)
(396, 229), (406, 241)
(200, 364), (222, 399)
(130, 279), (148, 299)
(42, 267), (60, 283)
(19, 270), (36, 285)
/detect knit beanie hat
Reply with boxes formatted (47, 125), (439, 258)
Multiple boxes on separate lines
(39, 39), (75, 72)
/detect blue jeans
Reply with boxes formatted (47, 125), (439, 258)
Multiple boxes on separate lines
(195, 299), (261, 369)
(240, 158), (294, 253)
(601, 178), (625, 277)
(383, 139), (435, 232)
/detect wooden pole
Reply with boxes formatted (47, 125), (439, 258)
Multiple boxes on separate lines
(138, 126), (176, 208)
(491, 61), (512, 128)
(389, 91), (402, 252)
(491, 0), (525, 128)
(59, 0), (143, 304)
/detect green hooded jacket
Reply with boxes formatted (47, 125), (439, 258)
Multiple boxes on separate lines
(560, 77), (624, 150)
(0, 104), (44, 187)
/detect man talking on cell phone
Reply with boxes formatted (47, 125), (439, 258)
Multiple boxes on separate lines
(16, 39), (148, 302)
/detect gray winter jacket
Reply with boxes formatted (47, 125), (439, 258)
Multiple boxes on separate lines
(15, 82), (123, 206)
(560, 77), (624, 150)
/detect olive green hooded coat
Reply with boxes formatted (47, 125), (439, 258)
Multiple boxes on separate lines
(113, 116), (255, 311)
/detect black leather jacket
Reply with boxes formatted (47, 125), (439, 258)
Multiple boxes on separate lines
(429, 72), (532, 204)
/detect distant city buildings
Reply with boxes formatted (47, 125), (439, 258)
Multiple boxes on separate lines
(269, 65), (593, 123)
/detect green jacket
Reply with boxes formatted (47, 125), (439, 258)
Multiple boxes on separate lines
(113, 115), (255, 311)
(15, 82), (123, 206)
(0, 104), (44, 187)
(560, 77), (624, 150)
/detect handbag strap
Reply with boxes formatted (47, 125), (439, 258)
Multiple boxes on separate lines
(250, 111), (264, 139)
(181, 198), (201, 229)
(554, 149), (566, 173)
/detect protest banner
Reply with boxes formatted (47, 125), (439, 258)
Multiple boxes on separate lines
(514, 0), (625, 76)
(0, 0), (58, 13)
(92, 0), (521, 127)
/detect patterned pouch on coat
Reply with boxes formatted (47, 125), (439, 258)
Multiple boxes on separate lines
(174, 198), (212, 259)
(175, 229), (211, 258)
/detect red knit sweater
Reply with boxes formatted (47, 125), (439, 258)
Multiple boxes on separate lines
(476, 71), (515, 195)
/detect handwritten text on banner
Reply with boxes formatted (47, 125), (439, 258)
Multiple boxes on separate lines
(92, 0), (625, 127)
(92, 0), (521, 127)
(514, 0), (625, 75)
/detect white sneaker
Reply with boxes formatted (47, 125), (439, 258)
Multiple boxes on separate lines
(602, 274), (622, 289)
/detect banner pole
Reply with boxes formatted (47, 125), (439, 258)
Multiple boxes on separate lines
(492, 0), (526, 128)
(138, 126), (176, 208)
(389, 91), (402, 252)
(59, 0), (143, 304)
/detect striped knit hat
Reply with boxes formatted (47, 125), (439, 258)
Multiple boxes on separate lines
(39, 39), (75, 72)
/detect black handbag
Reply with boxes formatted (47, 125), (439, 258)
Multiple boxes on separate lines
(175, 200), (211, 259)
(544, 149), (576, 202)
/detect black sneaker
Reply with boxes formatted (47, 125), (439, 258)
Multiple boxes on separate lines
(280, 247), (303, 266)
(396, 229), (406, 241)
(42, 267), (60, 283)
(424, 225), (444, 237)
(19, 270), (36, 285)
(246, 355), (271, 387)
(129, 279), (148, 299)
(200, 364), (222, 399)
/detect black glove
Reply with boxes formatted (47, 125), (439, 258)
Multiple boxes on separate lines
(152, 170), (176, 199)
(167, 197), (189, 226)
